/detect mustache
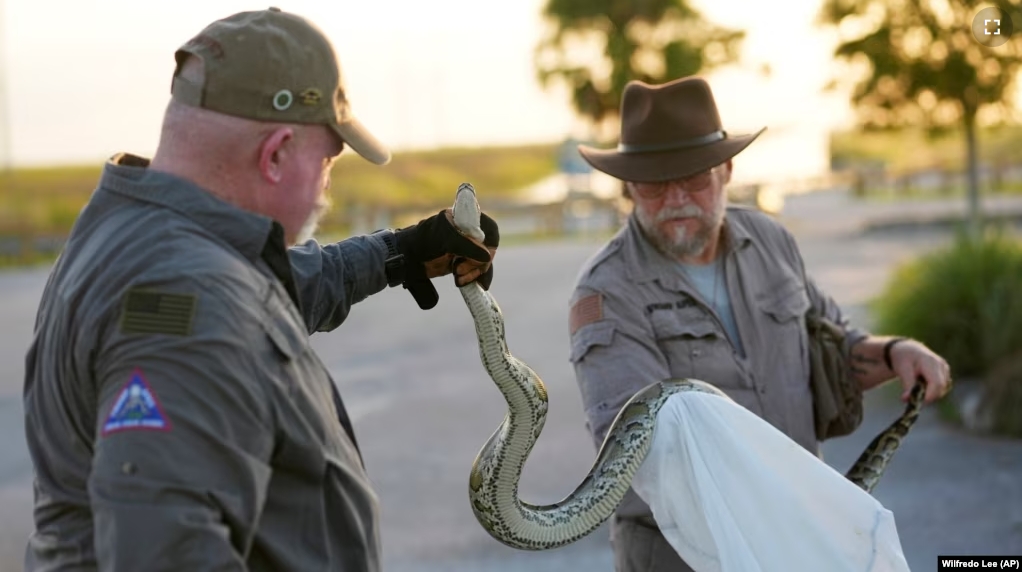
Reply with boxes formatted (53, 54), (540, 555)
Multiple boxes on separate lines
(654, 205), (705, 223)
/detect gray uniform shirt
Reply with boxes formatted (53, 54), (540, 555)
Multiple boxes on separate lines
(23, 154), (391, 571)
(568, 206), (867, 519)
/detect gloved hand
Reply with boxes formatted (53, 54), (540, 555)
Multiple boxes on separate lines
(394, 208), (500, 308)
(451, 209), (499, 289)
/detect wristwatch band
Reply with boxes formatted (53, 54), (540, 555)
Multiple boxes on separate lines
(376, 229), (405, 288)
(883, 337), (907, 371)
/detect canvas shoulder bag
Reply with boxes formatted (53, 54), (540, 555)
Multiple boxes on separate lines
(805, 305), (864, 441)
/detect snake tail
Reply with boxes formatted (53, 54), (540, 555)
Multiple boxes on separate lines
(843, 381), (926, 493)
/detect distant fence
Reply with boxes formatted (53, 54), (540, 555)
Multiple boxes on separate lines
(836, 162), (1022, 197)
(342, 192), (627, 240)
(0, 190), (631, 267)
(10, 161), (1016, 266)
(0, 175), (781, 266)
(0, 224), (66, 265)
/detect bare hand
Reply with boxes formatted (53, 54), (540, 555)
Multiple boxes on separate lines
(889, 339), (953, 403)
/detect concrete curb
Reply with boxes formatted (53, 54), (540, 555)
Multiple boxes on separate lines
(863, 209), (1022, 234)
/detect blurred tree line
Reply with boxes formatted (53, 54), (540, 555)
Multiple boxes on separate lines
(533, 0), (745, 142)
(818, 0), (1022, 240)
(533, 0), (1022, 236)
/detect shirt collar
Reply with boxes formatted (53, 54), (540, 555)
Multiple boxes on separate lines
(97, 153), (275, 262)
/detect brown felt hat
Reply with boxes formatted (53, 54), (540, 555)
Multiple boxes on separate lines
(170, 7), (390, 165)
(578, 76), (764, 182)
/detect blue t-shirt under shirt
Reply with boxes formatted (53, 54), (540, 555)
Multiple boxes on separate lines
(677, 258), (745, 356)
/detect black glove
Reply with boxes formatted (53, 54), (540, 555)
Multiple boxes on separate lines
(454, 211), (499, 290)
(394, 209), (500, 309)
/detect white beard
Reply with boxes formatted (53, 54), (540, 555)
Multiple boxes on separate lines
(294, 198), (330, 245)
(294, 216), (319, 244)
(634, 199), (725, 260)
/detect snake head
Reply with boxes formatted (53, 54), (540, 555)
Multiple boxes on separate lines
(452, 183), (486, 243)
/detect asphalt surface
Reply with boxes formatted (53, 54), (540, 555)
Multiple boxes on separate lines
(0, 189), (1020, 571)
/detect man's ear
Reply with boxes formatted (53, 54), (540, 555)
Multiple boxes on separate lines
(721, 159), (734, 184)
(258, 127), (295, 184)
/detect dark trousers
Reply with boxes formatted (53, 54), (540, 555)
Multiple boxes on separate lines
(610, 516), (695, 572)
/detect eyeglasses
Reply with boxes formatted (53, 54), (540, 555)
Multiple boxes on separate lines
(629, 168), (717, 200)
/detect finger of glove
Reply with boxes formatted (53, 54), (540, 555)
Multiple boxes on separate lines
(459, 245), (496, 289)
(453, 258), (484, 278)
(423, 254), (455, 279)
(440, 213), (492, 261)
(477, 264), (494, 290)
(453, 258), (493, 289)
(457, 242), (496, 267)
(479, 212), (500, 248)
(453, 265), (484, 288)
(448, 235), (491, 262)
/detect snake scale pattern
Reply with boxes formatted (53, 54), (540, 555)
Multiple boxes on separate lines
(449, 183), (926, 551)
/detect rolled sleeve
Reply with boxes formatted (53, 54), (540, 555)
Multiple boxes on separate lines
(288, 234), (389, 333)
(89, 281), (275, 572)
(568, 288), (671, 447)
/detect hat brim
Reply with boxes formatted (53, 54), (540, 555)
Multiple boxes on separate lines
(578, 128), (766, 183)
(332, 116), (391, 166)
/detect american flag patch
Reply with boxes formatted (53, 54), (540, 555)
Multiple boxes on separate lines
(570, 293), (603, 335)
(120, 289), (196, 336)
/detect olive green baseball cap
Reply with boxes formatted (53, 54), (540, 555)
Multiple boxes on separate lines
(171, 7), (390, 165)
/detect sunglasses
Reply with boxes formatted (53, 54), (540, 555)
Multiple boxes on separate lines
(629, 168), (717, 200)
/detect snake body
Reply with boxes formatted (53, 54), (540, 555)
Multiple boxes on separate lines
(450, 183), (925, 550)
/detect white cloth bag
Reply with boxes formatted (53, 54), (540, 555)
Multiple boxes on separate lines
(630, 391), (912, 572)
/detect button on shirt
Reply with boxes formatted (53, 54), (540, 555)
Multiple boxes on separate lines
(568, 207), (867, 519)
(23, 154), (390, 571)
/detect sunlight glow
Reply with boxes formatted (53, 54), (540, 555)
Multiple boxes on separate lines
(0, 0), (891, 184)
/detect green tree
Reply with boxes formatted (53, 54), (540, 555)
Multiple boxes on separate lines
(817, 0), (1022, 239)
(534, 0), (745, 142)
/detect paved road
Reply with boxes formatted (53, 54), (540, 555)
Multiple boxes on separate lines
(0, 189), (1020, 571)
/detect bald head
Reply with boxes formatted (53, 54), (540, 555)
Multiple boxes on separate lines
(150, 56), (344, 244)
(153, 58), (278, 200)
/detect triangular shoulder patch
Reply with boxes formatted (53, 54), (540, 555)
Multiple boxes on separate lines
(101, 369), (172, 435)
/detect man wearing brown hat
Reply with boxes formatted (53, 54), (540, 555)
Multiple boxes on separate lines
(22, 7), (497, 572)
(567, 76), (951, 571)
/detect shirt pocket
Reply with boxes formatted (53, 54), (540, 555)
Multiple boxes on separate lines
(758, 283), (811, 386)
(649, 308), (729, 383)
(322, 453), (380, 570)
(260, 294), (333, 407)
(250, 420), (330, 570)
(261, 294), (309, 365)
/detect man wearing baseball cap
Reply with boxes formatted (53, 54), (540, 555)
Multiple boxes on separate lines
(566, 76), (951, 571)
(23, 7), (498, 571)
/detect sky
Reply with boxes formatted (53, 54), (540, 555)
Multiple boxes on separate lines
(0, 0), (865, 184)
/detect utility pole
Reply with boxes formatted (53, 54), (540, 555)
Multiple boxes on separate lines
(0, 0), (19, 263)
(0, 0), (11, 174)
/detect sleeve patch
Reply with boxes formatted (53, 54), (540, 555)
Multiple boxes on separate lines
(101, 369), (172, 435)
(120, 289), (196, 336)
(570, 293), (603, 335)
